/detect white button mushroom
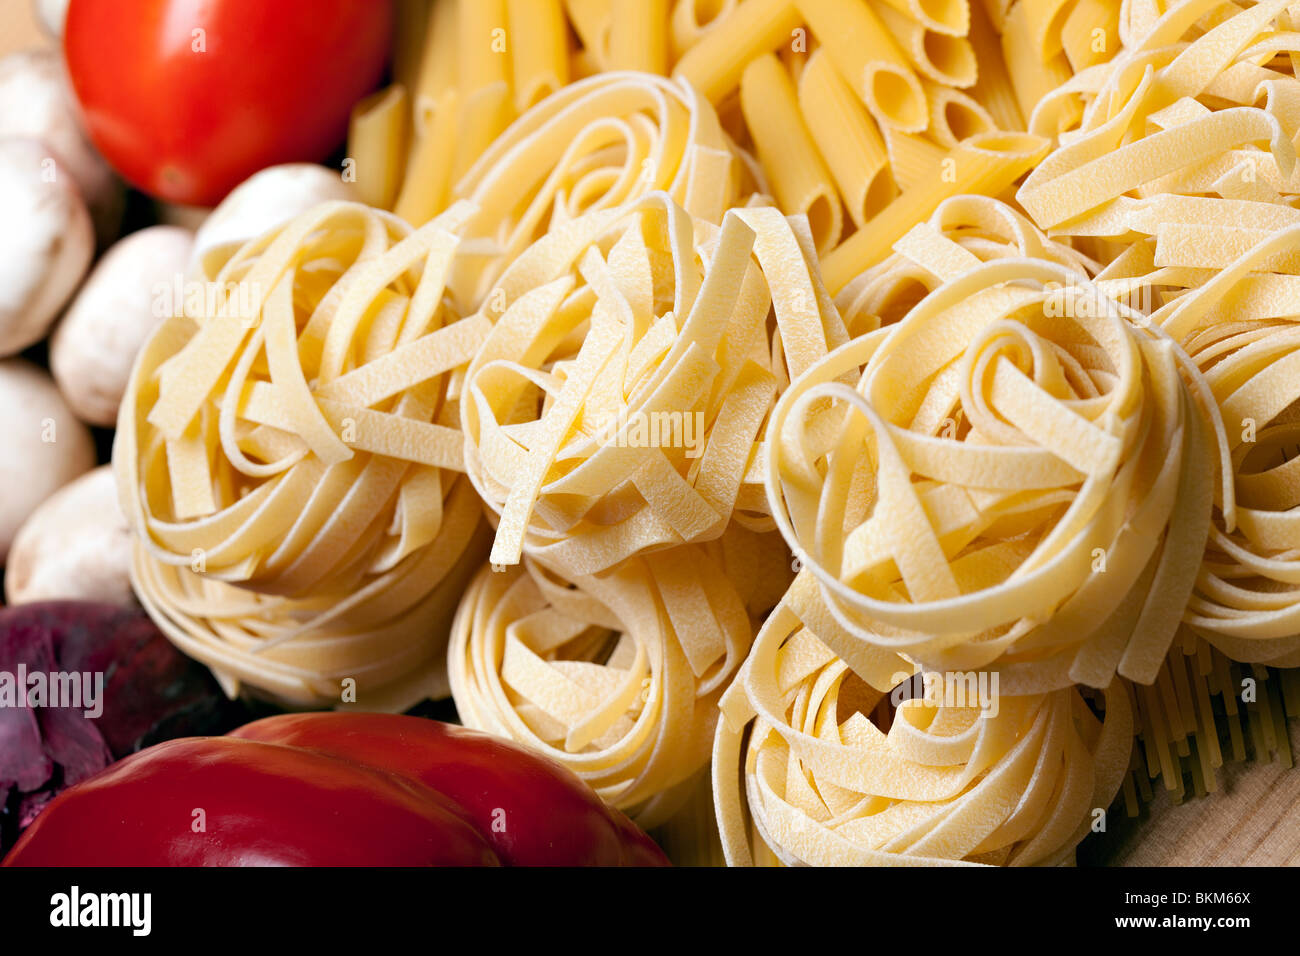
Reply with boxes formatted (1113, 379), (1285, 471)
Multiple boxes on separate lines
(32, 0), (70, 38)
(51, 225), (195, 426)
(0, 137), (94, 356)
(190, 163), (355, 277)
(0, 358), (96, 564)
(0, 50), (121, 242)
(5, 465), (132, 606)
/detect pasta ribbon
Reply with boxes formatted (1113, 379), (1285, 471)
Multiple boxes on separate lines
(461, 191), (848, 575)
(114, 201), (491, 708)
(712, 594), (1135, 865)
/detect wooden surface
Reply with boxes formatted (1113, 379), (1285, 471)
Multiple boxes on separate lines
(1080, 720), (1300, 866)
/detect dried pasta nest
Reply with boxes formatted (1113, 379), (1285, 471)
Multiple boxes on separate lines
(765, 248), (1214, 691)
(454, 71), (761, 304)
(460, 190), (849, 576)
(713, 591), (1135, 866)
(114, 201), (492, 708)
(1142, 225), (1300, 667)
(448, 547), (753, 827)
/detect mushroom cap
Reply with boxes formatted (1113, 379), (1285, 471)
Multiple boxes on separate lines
(0, 358), (96, 563)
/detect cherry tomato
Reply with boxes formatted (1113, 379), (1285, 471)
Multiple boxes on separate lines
(63, 0), (392, 206)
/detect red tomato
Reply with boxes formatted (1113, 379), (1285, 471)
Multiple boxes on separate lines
(64, 0), (393, 206)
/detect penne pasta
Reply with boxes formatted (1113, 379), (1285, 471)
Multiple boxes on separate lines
(507, 0), (569, 111)
(347, 84), (411, 211)
(610, 0), (670, 73)
(741, 54), (843, 252)
(673, 0), (803, 102)
(797, 0), (929, 131)
(798, 48), (895, 227)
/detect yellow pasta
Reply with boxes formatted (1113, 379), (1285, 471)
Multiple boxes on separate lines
(821, 131), (1050, 292)
(507, 0), (570, 111)
(766, 238), (1212, 690)
(1002, 0), (1075, 124)
(449, 548), (753, 826)
(713, 592), (1136, 865)
(797, 48), (896, 229)
(875, 2), (978, 89)
(453, 72), (756, 304)
(741, 54), (843, 253)
(834, 194), (1093, 335)
(347, 84), (410, 211)
(460, 192), (847, 574)
(797, 0), (929, 130)
(610, 0), (671, 73)
(670, 0), (741, 60)
(114, 201), (493, 708)
(673, 0), (803, 103)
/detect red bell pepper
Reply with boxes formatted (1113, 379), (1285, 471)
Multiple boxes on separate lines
(3, 712), (669, 867)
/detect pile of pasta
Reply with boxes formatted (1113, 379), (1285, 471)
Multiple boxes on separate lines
(111, 0), (1300, 865)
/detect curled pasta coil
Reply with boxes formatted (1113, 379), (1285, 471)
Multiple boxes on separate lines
(1020, 0), (1300, 246)
(461, 190), (848, 576)
(448, 547), (753, 827)
(834, 195), (1096, 336)
(712, 593), (1135, 866)
(114, 201), (492, 708)
(454, 71), (760, 301)
(766, 245), (1214, 692)
(1139, 223), (1300, 666)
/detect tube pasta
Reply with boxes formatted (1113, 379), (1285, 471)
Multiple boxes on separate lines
(765, 245), (1213, 690)
(670, 0), (742, 59)
(449, 549), (754, 826)
(460, 191), (848, 575)
(507, 0), (570, 111)
(672, 0), (803, 103)
(610, 0), (671, 73)
(741, 54), (843, 253)
(798, 49), (897, 229)
(713, 594), (1136, 865)
(347, 84), (410, 211)
(797, 0), (930, 131)
(114, 201), (491, 708)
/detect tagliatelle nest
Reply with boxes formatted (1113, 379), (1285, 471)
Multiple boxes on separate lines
(766, 237), (1214, 693)
(114, 201), (492, 708)
(452, 71), (761, 301)
(460, 190), (849, 576)
(448, 545), (754, 827)
(713, 587), (1135, 866)
(1143, 224), (1300, 668)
